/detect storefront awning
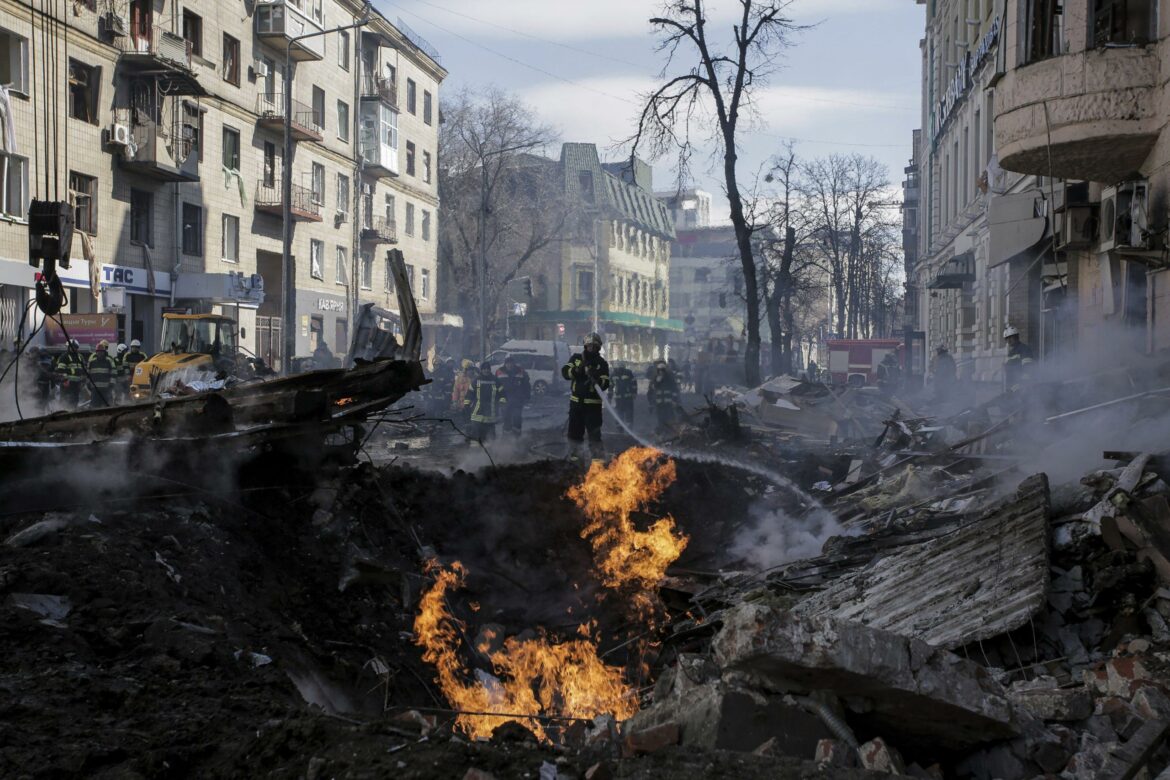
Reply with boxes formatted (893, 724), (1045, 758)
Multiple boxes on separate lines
(929, 250), (976, 289)
(989, 191), (1048, 269)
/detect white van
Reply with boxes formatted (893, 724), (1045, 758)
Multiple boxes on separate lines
(486, 340), (572, 396)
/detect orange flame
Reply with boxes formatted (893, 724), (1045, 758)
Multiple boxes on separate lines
(566, 447), (689, 607)
(414, 560), (638, 741)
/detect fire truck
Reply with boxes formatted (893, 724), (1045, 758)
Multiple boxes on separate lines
(825, 339), (903, 387)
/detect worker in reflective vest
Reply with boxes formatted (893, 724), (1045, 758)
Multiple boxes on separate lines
(608, 362), (637, 426)
(1002, 325), (1034, 393)
(647, 360), (682, 434)
(55, 339), (85, 408)
(561, 332), (611, 461)
(87, 340), (118, 408)
(464, 361), (506, 443)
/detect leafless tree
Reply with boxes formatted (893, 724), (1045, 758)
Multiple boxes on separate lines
(631, 0), (807, 386)
(438, 86), (566, 355)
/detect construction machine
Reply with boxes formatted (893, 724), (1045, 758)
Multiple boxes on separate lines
(128, 313), (239, 401)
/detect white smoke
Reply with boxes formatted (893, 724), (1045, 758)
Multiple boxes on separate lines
(727, 501), (846, 571)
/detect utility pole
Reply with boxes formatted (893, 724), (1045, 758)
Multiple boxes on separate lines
(282, 7), (371, 374)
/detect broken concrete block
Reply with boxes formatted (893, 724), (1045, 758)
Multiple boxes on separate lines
(1131, 685), (1170, 720)
(814, 738), (856, 769)
(1084, 656), (1157, 699)
(1097, 719), (1170, 780)
(621, 722), (679, 757)
(1062, 734), (1115, 780)
(1007, 681), (1092, 722)
(711, 606), (1019, 751)
(858, 737), (905, 774)
(1097, 697), (1146, 740)
(625, 675), (831, 755)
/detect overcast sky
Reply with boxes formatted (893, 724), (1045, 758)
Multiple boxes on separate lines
(378, 0), (923, 220)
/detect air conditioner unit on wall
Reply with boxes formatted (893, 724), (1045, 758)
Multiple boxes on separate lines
(103, 12), (128, 37)
(1056, 205), (1095, 251)
(107, 123), (131, 147)
(1099, 180), (1150, 253)
(252, 59), (269, 78)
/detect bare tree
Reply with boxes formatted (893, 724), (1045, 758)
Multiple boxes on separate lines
(438, 86), (566, 355)
(632, 0), (806, 386)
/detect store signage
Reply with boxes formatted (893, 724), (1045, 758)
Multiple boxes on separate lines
(317, 297), (345, 312)
(43, 313), (119, 347)
(932, 15), (1000, 144)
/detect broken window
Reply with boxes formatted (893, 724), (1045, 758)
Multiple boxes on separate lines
(336, 246), (347, 285)
(222, 126), (240, 170)
(337, 173), (349, 217)
(361, 252), (373, 289)
(406, 78), (416, 114)
(337, 100), (350, 143)
(68, 60), (100, 124)
(423, 151), (431, 183)
(69, 172), (97, 236)
(338, 30), (350, 71)
(182, 10), (202, 58)
(130, 188), (151, 245)
(1092, 0), (1154, 46)
(182, 102), (202, 163)
(0, 153), (27, 219)
(310, 239), (324, 280)
(222, 214), (239, 262)
(311, 162), (325, 206)
(0, 28), (28, 94)
(421, 209), (431, 241)
(182, 203), (202, 256)
(263, 141), (276, 188)
(406, 141), (416, 176)
(1024, 0), (1063, 63)
(420, 268), (430, 300)
(222, 34), (240, 85)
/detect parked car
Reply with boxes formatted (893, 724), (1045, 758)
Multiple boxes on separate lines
(486, 340), (572, 396)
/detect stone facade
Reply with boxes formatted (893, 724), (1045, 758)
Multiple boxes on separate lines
(0, 0), (445, 368)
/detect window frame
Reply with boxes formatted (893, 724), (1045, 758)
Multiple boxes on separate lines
(311, 162), (325, 206)
(406, 141), (416, 176)
(423, 90), (432, 125)
(221, 213), (239, 263)
(361, 251), (373, 290)
(222, 126), (241, 170)
(404, 202), (415, 236)
(338, 29), (350, 71)
(420, 268), (430, 300)
(222, 33), (240, 86)
(0, 28), (30, 95)
(406, 78), (416, 114)
(310, 238), (324, 280)
(312, 85), (325, 132)
(67, 59), (100, 124)
(336, 245), (348, 285)
(182, 9), (203, 58)
(337, 99), (350, 143)
(336, 172), (349, 217)
(69, 171), (98, 236)
(421, 209), (431, 241)
(129, 188), (152, 246)
(181, 202), (203, 256)
(0, 153), (27, 220)
(422, 150), (431, 183)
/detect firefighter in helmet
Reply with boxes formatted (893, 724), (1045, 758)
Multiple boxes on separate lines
(561, 332), (611, 461)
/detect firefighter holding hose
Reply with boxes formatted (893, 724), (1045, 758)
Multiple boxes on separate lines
(562, 332), (610, 462)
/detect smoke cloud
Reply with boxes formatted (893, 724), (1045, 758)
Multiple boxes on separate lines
(727, 501), (846, 572)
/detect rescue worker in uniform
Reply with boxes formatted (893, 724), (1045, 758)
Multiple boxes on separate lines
(464, 360), (506, 443)
(23, 346), (53, 412)
(113, 343), (130, 402)
(647, 360), (682, 434)
(1002, 325), (1034, 393)
(876, 352), (902, 396)
(931, 344), (956, 402)
(452, 359), (474, 417)
(431, 355), (456, 416)
(495, 356), (530, 437)
(608, 361), (637, 427)
(561, 332), (610, 461)
(55, 339), (85, 408)
(87, 340), (117, 408)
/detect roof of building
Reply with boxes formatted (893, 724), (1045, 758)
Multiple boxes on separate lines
(559, 143), (675, 241)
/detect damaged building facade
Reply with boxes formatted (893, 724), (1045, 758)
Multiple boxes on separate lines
(0, 0), (449, 365)
(511, 143), (682, 362)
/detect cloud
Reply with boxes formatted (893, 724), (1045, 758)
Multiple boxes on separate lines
(390, 0), (907, 42)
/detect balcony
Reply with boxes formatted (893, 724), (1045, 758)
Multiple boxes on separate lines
(994, 47), (1159, 182)
(360, 74), (398, 109)
(255, 180), (322, 222)
(359, 101), (399, 179)
(360, 216), (397, 244)
(113, 108), (199, 183)
(254, 0), (325, 62)
(114, 24), (205, 95)
(256, 93), (323, 142)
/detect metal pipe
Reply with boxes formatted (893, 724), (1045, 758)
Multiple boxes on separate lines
(1045, 387), (1170, 423)
(282, 8), (372, 374)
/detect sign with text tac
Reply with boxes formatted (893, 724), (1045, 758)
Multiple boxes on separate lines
(44, 313), (119, 347)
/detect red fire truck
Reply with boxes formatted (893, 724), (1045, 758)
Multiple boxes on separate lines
(826, 339), (903, 387)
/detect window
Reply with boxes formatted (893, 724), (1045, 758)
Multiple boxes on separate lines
(336, 246), (347, 285)
(422, 151), (431, 183)
(222, 214), (239, 262)
(421, 210), (431, 241)
(182, 203), (202, 256)
(312, 86), (325, 131)
(182, 10), (202, 58)
(222, 126), (240, 170)
(335, 319), (347, 353)
(0, 29), (29, 94)
(263, 141), (276, 187)
(309, 316), (323, 351)
(130, 188), (151, 245)
(579, 171), (594, 203)
(576, 269), (594, 303)
(67, 60), (100, 124)
(405, 202), (415, 235)
(337, 100), (349, 142)
(69, 172), (97, 235)
(361, 251), (373, 289)
(406, 141), (416, 176)
(310, 239), (324, 280)
(338, 29), (350, 70)
(406, 263), (416, 290)
(311, 162), (325, 205)
(406, 78), (416, 113)
(0, 153), (27, 219)
(423, 90), (433, 125)
(182, 102), (203, 162)
(1092, 0), (1154, 46)
(337, 173), (349, 217)
(1024, 0), (1063, 62)
(384, 254), (394, 292)
(420, 268), (430, 300)
(222, 34), (240, 85)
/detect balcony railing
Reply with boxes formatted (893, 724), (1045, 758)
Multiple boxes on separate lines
(256, 93), (323, 142)
(254, 0), (325, 61)
(255, 179), (322, 222)
(111, 107), (200, 183)
(114, 24), (205, 95)
(360, 74), (398, 108)
(360, 216), (397, 244)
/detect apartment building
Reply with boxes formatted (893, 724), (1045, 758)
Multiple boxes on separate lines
(510, 143), (681, 363)
(0, 0), (445, 367)
(912, 0), (1063, 384)
(992, 0), (1169, 364)
(654, 188), (712, 230)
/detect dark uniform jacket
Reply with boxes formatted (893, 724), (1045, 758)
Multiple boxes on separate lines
(464, 375), (506, 423)
(609, 367), (637, 401)
(495, 366), (531, 405)
(87, 352), (117, 391)
(561, 353), (610, 404)
(648, 373), (681, 409)
(55, 351), (84, 384)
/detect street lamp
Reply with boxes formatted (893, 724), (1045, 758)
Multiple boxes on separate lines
(282, 6), (371, 374)
(476, 142), (536, 359)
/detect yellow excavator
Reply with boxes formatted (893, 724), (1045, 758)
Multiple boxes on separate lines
(128, 313), (239, 401)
